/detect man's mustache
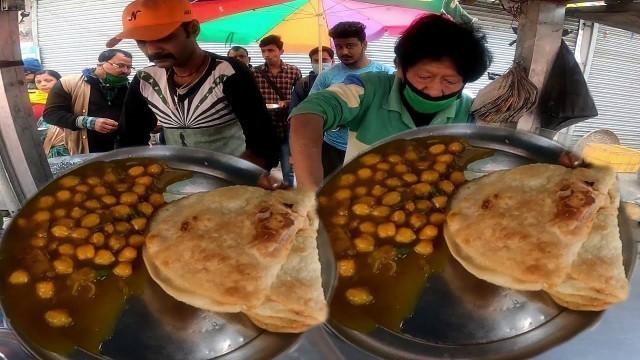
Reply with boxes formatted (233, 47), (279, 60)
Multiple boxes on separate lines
(148, 53), (177, 62)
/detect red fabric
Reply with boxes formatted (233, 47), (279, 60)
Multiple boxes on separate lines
(32, 103), (45, 121)
(192, 0), (285, 22)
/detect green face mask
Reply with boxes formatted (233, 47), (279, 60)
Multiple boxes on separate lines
(104, 72), (129, 87)
(402, 80), (462, 114)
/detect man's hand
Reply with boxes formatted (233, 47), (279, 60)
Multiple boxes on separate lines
(558, 151), (586, 169)
(95, 118), (119, 134)
(278, 100), (290, 109)
(257, 172), (287, 190)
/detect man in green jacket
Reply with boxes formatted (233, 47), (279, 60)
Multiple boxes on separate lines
(289, 14), (492, 190)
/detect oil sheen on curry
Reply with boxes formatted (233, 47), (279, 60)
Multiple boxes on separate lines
(318, 137), (491, 333)
(0, 159), (191, 355)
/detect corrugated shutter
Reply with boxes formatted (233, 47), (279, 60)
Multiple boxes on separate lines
(570, 25), (640, 150)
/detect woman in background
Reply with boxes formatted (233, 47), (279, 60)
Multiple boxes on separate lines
(34, 70), (70, 158)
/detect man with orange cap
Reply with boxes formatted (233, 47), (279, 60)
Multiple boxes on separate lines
(112, 0), (280, 170)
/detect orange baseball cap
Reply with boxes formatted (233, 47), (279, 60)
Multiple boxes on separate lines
(106, 0), (195, 48)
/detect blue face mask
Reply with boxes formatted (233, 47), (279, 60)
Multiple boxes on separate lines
(311, 62), (332, 74)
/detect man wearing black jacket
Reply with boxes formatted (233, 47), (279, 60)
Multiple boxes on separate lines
(109, 0), (280, 170)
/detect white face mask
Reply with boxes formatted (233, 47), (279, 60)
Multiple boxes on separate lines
(311, 62), (332, 73)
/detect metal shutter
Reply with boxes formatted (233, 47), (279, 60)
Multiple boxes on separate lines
(570, 25), (640, 150)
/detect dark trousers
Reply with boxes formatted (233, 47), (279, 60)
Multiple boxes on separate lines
(321, 141), (346, 178)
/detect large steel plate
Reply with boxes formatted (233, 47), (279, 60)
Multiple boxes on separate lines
(0, 146), (337, 360)
(323, 124), (637, 360)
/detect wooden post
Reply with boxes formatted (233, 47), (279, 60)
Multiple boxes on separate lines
(515, 0), (566, 131)
(0, 10), (52, 207)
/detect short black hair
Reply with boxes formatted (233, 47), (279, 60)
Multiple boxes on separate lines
(34, 69), (62, 80)
(309, 46), (334, 60)
(228, 46), (249, 56)
(395, 14), (492, 83)
(98, 49), (133, 62)
(329, 22), (366, 42)
(259, 35), (284, 50)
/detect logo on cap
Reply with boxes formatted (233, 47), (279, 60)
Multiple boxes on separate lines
(128, 10), (141, 21)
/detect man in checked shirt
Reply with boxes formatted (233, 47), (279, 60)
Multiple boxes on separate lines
(252, 35), (302, 187)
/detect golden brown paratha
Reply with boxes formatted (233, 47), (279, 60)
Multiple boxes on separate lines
(445, 164), (616, 291)
(144, 186), (316, 312)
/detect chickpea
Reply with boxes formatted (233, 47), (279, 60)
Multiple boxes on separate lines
(89, 233), (106, 247)
(103, 172), (118, 183)
(416, 200), (433, 212)
(80, 213), (101, 228)
(402, 173), (418, 184)
(72, 193), (87, 205)
(85, 176), (101, 186)
(438, 180), (455, 195)
(53, 256), (74, 275)
(354, 186), (368, 197)
(395, 227), (417, 244)
(44, 309), (73, 327)
(381, 191), (401, 206)
(113, 182), (130, 193)
(32, 210), (52, 223)
(354, 234), (375, 252)
(360, 153), (382, 166)
(370, 185), (388, 197)
(414, 240), (434, 255)
(391, 210), (406, 225)
(404, 201), (416, 212)
(407, 213), (427, 229)
(394, 164), (410, 175)
(113, 262), (133, 278)
(411, 183), (432, 197)
(75, 184), (90, 193)
(75, 244), (95, 261)
(147, 193), (164, 208)
(371, 206), (392, 217)
(433, 162), (448, 175)
(58, 243), (75, 256)
(94, 249), (116, 266)
(137, 202), (154, 217)
(348, 219), (361, 230)
(53, 208), (68, 219)
(103, 223), (115, 234)
(384, 177), (402, 188)
(450, 171), (466, 185)
(119, 192), (139, 206)
(436, 154), (455, 165)
(375, 162), (391, 171)
(432, 196), (448, 210)
(31, 237), (47, 248)
(36, 195), (55, 209)
(36, 280), (55, 299)
(428, 144), (446, 155)
(127, 166), (146, 177)
(8, 269), (30, 284)
(128, 234), (145, 248)
(318, 196), (329, 207)
(70, 228), (90, 241)
(59, 175), (81, 188)
(420, 170), (440, 184)
(108, 235), (126, 252)
(418, 225), (439, 241)
(377, 222), (397, 239)
(118, 246), (138, 262)
(351, 203), (371, 216)
(338, 259), (356, 277)
(83, 199), (102, 211)
(345, 287), (374, 305)
(14, 217), (28, 228)
(355, 168), (373, 181)
(354, 196), (376, 207)
(338, 174), (357, 187)
(110, 205), (132, 220)
(115, 222), (133, 234)
(447, 141), (465, 154)
(404, 150), (419, 161)
(69, 207), (85, 219)
(387, 154), (402, 164)
(331, 215), (349, 226)
(92, 186), (108, 197)
(131, 185), (147, 197)
(429, 212), (446, 226)
(55, 190), (72, 202)
(358, 221), (377, 234)
(135, 176), (154, 187)
(146, 163), (164, 176)
(415, 161), (433, 170)
(373, 171), (388, 181)
(332, 189), (351, 202)
(130, 218), (147, 232)
(50, 225), (70, 238)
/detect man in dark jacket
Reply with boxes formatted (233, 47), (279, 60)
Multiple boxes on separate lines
(43, 49), (132, 153)
(290, 46), (335, 113)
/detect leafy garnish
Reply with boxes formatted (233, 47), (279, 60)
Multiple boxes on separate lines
(396, 248), (411, 259)
(96, 268), (109, 281)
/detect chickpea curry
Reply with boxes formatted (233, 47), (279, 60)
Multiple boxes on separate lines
(0, 159), (191, 355)
(318, 137), (491, 333)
